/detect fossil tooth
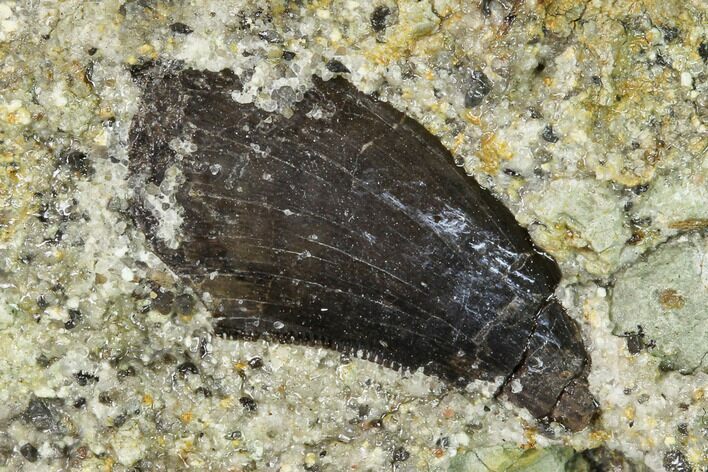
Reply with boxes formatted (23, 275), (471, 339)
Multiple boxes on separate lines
(129, 67), (598, 430)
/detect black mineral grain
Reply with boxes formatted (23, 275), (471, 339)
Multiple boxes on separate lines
(541, 125), (559, 143)
(74, 371), (99, 386)
(23, 397), (65, 433)
(663, 450), (693, 472)
(239, 396), (257, 411)
(61, 150), (92, 176)
(177, 361), (199, 375)
(325, 59), (350, 74)
(464, 70), (492, 108)
(392, 447), (410, 463)
(169, 22), (193, 34)
(699, 42), (708, 62)
(64, 309), (82, 330)
(371, 6), (391, 32)
(19, 443), (38, 463)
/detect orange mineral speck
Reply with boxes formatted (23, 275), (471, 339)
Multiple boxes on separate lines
(658, 289), (685, 310)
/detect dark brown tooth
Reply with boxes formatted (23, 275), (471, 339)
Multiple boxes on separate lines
(129, 66), (597, 430)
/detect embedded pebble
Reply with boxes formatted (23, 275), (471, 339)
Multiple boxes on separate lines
(611, 234), (707, 372)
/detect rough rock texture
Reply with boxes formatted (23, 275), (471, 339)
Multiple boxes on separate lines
(0, 0), (705, 469)
(450, 445), (650, 471)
